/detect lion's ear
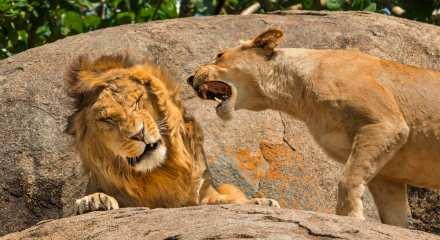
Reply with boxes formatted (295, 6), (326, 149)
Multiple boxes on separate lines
(66, 54), (134, 96)
(250, 28), (284, 51)
(66, 55), (109, 97)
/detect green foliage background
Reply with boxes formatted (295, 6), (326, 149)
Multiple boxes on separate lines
(0, 0), (438, 59)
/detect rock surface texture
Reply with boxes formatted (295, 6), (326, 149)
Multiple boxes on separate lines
(2, 205), (439, 240)
(0, 10), (439, 236)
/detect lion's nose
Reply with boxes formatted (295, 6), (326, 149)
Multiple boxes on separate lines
(186, 75), (195, 86)
(130, 127), (144, 142)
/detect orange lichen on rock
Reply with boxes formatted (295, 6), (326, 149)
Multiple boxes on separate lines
(235, 148), (269, 187)
(259, 141), (301, 181)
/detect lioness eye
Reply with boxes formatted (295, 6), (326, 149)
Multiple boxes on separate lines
(216, 52), (224, 58)
(99, 117), (116, 125)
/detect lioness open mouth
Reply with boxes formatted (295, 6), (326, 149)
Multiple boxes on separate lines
(128, 141), (161, 165)
(197, 81), (232, 110)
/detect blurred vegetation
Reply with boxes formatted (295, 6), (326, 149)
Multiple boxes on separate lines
(0, 0), (439, 59)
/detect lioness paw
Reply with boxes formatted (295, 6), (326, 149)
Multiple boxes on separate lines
(248, 198), (280, 208)
(75, 192), (119, 215)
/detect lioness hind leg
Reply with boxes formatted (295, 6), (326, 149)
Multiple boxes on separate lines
(75, 192), (119, 215)
(368, 176), (409, 227)
(336, 121), (409, 219)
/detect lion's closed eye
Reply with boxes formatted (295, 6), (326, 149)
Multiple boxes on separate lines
(98, 117), (117, 125)
(133, 95), (144, 110)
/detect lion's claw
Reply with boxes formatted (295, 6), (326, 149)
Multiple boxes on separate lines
(75, 192), (119, 215)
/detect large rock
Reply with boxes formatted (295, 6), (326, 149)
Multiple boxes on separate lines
(1, 10), (440, 235)
(2, 205), (439, 240)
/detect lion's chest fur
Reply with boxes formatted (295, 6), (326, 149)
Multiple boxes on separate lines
(95, 163), (200, 208)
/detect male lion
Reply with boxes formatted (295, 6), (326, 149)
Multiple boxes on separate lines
(65, 54), (279, 214)
(187, 29), (440, 227)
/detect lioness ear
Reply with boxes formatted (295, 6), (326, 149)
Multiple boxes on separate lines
(251, 28), (284, 51)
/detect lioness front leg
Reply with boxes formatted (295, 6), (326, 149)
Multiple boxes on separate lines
(75, 192), (119, 215)
(336, 121), (409, 219)
(201, 184), (280, 208)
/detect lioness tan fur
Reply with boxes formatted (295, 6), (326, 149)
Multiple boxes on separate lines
(188, 29), (440, 227)
(65, 54), (279, 214)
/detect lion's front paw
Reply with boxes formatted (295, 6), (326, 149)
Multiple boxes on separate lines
(248, 198), (280, 208)
(75, 192), (119, 215)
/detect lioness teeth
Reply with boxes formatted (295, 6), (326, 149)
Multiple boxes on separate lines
(214, 97), (222, 103)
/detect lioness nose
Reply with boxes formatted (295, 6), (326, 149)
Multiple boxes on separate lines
(130, 127), (144, 142)
(186, 75), (194, 86)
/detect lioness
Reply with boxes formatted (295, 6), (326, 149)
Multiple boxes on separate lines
(65, 54), (279, 214)
(187, 29), (440, 227)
